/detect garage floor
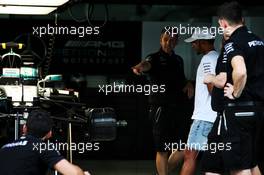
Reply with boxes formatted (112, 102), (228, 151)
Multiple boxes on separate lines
(73, 160), (264, 175)
(75, 160), (200, 175)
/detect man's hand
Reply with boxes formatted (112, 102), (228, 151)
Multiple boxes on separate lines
(54, 159), (88, 175)
(204, 74), (215, 84)
(183, 81), (194, 99)
(224, 83), (235, 100)
(84, 171), (91, 175)
(131, 65), (143, 75)
(131, 61), (151, 75)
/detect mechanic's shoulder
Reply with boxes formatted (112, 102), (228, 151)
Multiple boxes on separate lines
(172, 53), (184, 63)
(145, 51), (160, 61)
(174, 53), (183, 59)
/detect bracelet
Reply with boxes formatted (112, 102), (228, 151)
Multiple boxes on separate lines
(232, 92), (238, 99)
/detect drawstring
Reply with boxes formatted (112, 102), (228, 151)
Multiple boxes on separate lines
(217, 115), (222, 135)
(217, 111), (228, 135)
(155, 107), (162, 123)
(223, 110), (228, 131)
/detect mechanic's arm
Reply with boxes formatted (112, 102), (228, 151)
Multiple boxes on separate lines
(204, 72), (227, 89)
(183, 80), (194, 99)
(132, 61), (151, 75)
(231, 56), (247, 98)
(54, 159), (90, 175)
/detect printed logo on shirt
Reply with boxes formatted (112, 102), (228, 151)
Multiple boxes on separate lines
(248, 40), (264, 47)
(203, 62), (212, 74)
(2, 141), (28, 148)
(224, 42), (234, 54)
(222, 51), (227, 64)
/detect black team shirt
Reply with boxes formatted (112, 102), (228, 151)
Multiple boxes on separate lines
(144, 49), (187, 105)
(0, 135), (64, 175)
(211, 26), (264, 111)
(224, 26), (264, 102)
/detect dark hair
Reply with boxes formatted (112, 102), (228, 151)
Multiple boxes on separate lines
(161, 26), (179, 39)
(26, 109), (53, 138)
(217, 1), (243, 25)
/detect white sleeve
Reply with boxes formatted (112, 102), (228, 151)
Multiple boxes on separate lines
(201, 55), (217, 75)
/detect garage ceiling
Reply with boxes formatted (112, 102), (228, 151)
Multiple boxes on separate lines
(1, 1), (264, 22)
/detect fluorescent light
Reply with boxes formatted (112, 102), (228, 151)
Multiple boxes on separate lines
(0, 6), (57, 15)
(0, 0), (69, 7)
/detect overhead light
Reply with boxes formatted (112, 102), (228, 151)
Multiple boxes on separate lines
(0, 5), (57, 15)
(0, 0), (69, 7)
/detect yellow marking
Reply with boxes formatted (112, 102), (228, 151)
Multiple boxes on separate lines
(18, 43), (23, 49)
(2, 43), (6, 49)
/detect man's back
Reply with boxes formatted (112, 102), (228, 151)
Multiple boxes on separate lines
(0, 135), (63, 175)
(224, 26), (264, 101)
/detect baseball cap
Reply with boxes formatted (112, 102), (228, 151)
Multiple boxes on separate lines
(184, 29), (215, 43)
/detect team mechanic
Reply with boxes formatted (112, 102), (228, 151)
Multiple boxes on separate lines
(0, 109), (90, 175)
(202, 1), (264, 175)
(132, 28), (194, 175)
